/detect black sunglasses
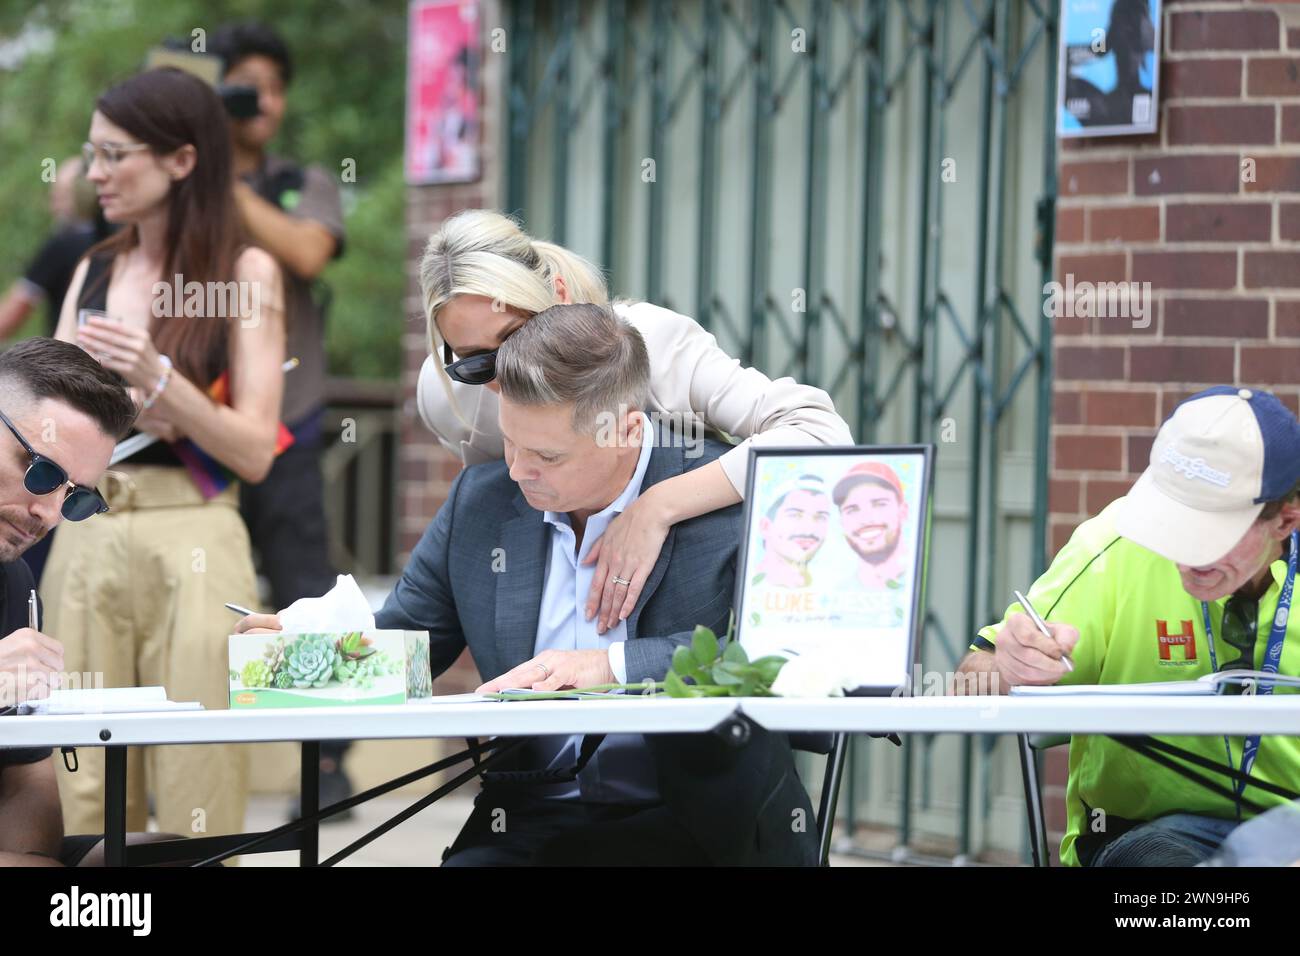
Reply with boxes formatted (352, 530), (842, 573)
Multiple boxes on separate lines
(0, 409), (109, 522)
(443, 341), (499, 386)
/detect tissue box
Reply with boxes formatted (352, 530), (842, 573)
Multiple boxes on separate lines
(229, 630), (432, 708)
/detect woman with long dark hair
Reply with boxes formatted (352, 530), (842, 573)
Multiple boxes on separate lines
(47, 67), (285, 841)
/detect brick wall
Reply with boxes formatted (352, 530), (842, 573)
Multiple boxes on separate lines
(399, 1), (503, 693)
(1045, 0), (1300, 862)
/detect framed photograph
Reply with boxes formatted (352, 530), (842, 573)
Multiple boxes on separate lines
(734, 445), (934, 696)
(1058, 0), (1161, 138)
(405, 0), (481, 184)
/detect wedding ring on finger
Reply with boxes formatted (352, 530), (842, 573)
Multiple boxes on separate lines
(612, 576), (632, 587)
(532, 660), (551, 679)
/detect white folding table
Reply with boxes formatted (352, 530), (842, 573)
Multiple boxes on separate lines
(5, 694), (1298, 865)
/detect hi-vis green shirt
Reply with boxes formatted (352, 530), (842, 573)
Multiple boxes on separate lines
(974, 497), (1300, 867)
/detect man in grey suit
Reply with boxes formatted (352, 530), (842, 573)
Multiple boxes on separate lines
(241, 302), (819, 865)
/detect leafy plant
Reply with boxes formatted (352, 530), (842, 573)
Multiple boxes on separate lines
(662, 624), (786, 699)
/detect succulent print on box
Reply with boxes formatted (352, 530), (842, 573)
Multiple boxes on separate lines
(284, 634), (343, 688)
(229, 630), (429, 708)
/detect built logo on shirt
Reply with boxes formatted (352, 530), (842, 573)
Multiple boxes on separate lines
(1156, 619), (1198, 665)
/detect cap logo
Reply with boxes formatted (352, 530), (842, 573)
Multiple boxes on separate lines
(1160, 446), (1231, 487)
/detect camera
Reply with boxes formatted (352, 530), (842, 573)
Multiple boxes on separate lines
(218, 84), (259, 119)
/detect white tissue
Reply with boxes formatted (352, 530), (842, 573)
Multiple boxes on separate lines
(277, 574), (376, 633)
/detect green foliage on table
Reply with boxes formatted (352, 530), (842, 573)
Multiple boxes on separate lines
(662, 624), (786, 698)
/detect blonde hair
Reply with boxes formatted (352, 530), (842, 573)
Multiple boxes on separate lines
(497, 303), (650, 434)
(418, 210), (610, 426)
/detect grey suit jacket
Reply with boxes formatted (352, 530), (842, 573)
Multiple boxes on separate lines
(375, 424), (737, 688)
(375, 423), (819, 864)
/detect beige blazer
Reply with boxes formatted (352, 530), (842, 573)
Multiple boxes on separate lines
(415, 299), (855, 495)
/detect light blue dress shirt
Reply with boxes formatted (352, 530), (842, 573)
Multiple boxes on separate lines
(529, 413), (659, 804)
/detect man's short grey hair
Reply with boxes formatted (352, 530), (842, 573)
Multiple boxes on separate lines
(496, 303), (651, 434)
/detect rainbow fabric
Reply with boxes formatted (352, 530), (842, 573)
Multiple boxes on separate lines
(170, 370), (295, 500)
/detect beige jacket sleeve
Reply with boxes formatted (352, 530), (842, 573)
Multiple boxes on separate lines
(615, 301), (853, 494)
(415, 299), (854, 495)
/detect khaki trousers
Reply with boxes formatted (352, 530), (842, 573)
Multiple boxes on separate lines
(42, 466), (259, 839)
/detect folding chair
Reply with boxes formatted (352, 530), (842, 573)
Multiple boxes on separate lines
(1018, 732), (1070, 867)
(815, 732), (850, 865)
(789, 731), (850, 865)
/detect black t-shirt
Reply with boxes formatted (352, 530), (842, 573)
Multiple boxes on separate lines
(23, 221), (108, 335)
(0, 559), (51, 767)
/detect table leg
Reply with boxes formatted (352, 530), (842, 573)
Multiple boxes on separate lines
(104, 746), (127, 867)
(300, 741), (320, 867)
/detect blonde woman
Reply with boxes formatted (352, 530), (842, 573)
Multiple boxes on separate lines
(416, 210), (853, 634)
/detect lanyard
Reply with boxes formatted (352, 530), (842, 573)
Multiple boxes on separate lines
(1199, 530), (1297, 810)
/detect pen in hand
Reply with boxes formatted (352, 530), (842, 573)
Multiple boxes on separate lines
(28, 587), (57, 697)
(1014, 589), (1074, 673)
(0, 592), (45, 715)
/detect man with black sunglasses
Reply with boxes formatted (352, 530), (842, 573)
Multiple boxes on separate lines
(957, 385), (1300, 866)
(0, 337), (136, 866)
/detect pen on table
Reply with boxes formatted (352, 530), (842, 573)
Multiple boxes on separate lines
(1014, 589), (1074, 672)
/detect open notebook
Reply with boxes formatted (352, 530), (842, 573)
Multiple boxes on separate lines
(17, 686), (203, 715)
(1010, 670), (1300, 697)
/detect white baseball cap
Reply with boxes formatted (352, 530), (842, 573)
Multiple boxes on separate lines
(1116, 387), (1300, 567)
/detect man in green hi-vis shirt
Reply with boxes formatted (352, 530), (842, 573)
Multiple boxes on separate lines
(955, 386), (1300, 867)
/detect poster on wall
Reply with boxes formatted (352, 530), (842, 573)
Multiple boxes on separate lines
(734, 445), (934, 695)
(406, 0), (481, 184)
(1058, 0), (1161, 138)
